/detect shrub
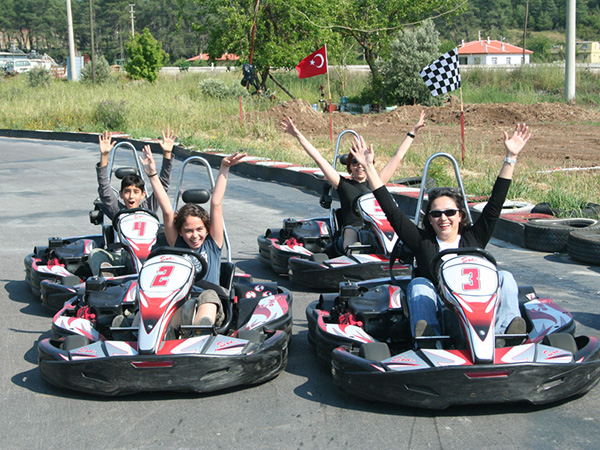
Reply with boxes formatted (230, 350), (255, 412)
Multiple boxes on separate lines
(199, 78), (248, 99)
(125, 28), (168, 82)
(81, 55), (111, 83)
(93, 99), (127, 130)
(378, 20), (444, 107)
(26, 67), (51, 87)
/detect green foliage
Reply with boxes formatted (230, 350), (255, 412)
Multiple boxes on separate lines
(125, 28), (168, 82)
(379, 20), (444, 107)
(26, 67), (51, 88)
(93, 99), (127, 130)
(81, 55), (111, 84)
(198, 77), (248, 99)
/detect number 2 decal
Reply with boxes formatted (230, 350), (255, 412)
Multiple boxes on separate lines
(462, 267), (480, 291)
(151, 265), (174, 287)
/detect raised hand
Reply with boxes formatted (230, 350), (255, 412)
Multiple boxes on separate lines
(503, 123), (531, 158)
(139, 144), (157, 176)
(221, 152), (247, 168)
(159, 127), (176, 156)
(350, 135), (374, 167)
(280, 116), (300, 137)
(99, 130), (115, 156)
(411, 110), (426, 134)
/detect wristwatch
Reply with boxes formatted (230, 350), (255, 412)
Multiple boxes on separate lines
(504, 156), (517, 164)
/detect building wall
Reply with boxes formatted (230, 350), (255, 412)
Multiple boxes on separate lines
(458, 53), (529, 65)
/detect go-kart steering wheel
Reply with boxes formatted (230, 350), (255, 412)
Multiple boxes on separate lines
(430, 247), (497, 285)
(112, 207), (160, 232)
(147, 246), (208, 281)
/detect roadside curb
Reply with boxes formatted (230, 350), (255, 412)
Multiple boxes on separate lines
(1, 128), (548, 249)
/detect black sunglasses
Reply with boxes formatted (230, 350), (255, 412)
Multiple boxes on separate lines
(350, 160), (362, 166)
(428, 209), (459, 218)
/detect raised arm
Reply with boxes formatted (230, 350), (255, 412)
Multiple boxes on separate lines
(281, 116), (342, 188)
(140, 144), (178, 246)
(498, 123), (531, 180)
(209, 152), (247, 248)
(378, 110), (426, 184)
(350, 135), (384, 191)
(98, 131), (115, 168)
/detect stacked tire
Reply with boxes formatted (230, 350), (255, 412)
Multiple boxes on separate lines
(524, 218), (598, 253)
(568, 229), (600, 265)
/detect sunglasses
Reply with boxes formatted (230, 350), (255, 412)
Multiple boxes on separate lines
(350, 160), (362, 166)
(428, 209), (459, 218)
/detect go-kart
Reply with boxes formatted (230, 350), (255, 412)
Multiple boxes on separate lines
(307, 248), (600, 409)
(257, 130), (414, 290)
(305, 153), (600, 408)
(37, 156), (293, 396)
(24, 141), (155, 313)
(38, 246), (292, 396)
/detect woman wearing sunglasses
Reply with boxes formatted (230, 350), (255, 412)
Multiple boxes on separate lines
(350, 123), (531, 348)
(281, 111), (425, 253)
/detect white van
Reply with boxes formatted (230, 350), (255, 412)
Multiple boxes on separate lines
(5, 60), (34, 74)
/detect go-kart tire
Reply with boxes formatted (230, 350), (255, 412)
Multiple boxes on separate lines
(542, 333), (577, 355)
(568, 229), (600, 265)
(525, 218), (598, 253)
(62, 335), (91, 351)
(358, 342), (391, 362)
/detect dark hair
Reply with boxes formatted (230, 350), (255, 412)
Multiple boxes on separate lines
(423, 187), (471, 235)
(120, 174), (146, 193)
(174, 203), (210, 233)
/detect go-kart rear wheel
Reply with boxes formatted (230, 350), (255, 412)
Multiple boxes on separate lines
(62, 335), (91, 351)
(358, 342), (391, 362)
(543, 333), (577, 355)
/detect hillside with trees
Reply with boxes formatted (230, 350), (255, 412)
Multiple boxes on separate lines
(0, 0), (598, 66)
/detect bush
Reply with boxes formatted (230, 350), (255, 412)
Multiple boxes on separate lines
(198, 78), (248, 99)
(93, 99), (127, 130)
(81, 55), (111, 83)
(125, 28), (168, 82)
(378, 20), (444, 107)
(26, 67), (51, 87)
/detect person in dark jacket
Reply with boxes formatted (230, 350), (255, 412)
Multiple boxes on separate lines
(281, 111), (425, 253)
(349, 123), (531, 348)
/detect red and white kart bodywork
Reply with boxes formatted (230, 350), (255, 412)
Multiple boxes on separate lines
(306, 248), (600, 409)
(26, 208), (161, 314)
(259, 189), (412, 290)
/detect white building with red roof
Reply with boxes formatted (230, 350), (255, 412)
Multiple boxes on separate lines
(458, 37), (533, 66)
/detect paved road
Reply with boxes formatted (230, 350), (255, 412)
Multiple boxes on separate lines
(1, 137), (599, 449)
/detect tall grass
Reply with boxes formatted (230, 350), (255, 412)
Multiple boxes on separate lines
(1, 66), (599, 210)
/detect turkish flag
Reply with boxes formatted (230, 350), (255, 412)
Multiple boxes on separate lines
(296, 45), (328, 79)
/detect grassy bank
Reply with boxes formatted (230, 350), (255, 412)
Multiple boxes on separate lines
(1, 67), (599, 212)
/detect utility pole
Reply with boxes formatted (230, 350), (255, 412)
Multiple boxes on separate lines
(129, 4), (135, 36)
(89, 0), (96, 83)
(565, 0), (576, 101)
(66, 0), (77, 80)
(522, 0), (529, 65)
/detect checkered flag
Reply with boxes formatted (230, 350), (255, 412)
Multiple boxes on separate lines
(420, 48), (461, 97)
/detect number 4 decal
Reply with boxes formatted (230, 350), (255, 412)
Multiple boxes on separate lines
(133, 221), (146, 236)
(151, 265), (174, 287)
(462, 268), (480, 291)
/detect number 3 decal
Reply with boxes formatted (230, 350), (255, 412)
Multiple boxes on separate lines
(462, 268), (480, 291)
(151, 265), (174, 287)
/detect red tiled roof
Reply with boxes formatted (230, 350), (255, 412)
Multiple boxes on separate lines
(187, 53), (240, 61)
(458, 39), (533, 55)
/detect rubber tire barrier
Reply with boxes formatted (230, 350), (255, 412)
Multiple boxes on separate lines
(524, 218), (598, 253)
(568, 229), (600, 265)
(393, 176), (436, 189)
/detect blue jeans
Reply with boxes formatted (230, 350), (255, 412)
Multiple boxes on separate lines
(407, 270), (520, 336)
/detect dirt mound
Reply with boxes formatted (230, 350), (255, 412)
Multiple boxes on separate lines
(256, 99), (600, 168)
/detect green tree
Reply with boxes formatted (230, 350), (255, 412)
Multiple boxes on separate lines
(125, 28), (168, 82)
(379, 20), (444, 107)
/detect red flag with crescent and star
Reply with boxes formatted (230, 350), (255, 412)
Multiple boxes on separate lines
(296, 46), (328, 79)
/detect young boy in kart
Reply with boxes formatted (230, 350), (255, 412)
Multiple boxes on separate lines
(140, 144), (246, 327)
(88, 129), (176, 277)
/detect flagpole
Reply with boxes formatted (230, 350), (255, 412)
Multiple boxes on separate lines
(325, 45), (333, 143)
(460, 86), (465, 163)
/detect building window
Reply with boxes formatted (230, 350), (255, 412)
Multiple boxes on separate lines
(582, 44), (588, 50)
(474, 57), (481, 65)
(459, 57), (468, 65)
(506, 57), (511, 65)
(491, 57), (498, 65)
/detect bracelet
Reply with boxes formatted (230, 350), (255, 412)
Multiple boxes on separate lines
(406, 132), (415, 139)
(148, 172), (158, 177)
(504, 157), (517, 164)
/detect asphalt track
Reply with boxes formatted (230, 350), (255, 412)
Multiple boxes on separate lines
(1, 136), (599, 449)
